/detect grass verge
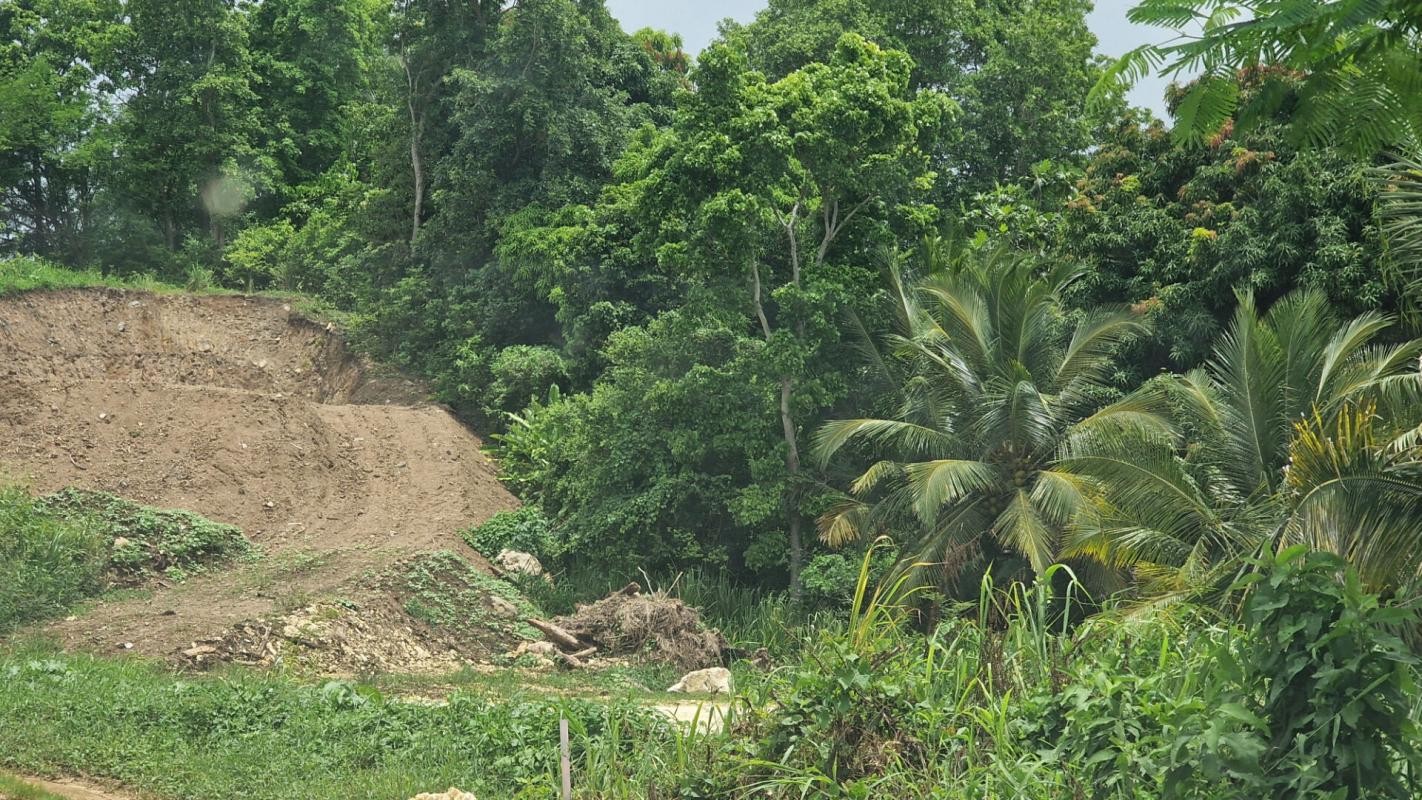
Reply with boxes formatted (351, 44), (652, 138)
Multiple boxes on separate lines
(0, 646), (710, 800)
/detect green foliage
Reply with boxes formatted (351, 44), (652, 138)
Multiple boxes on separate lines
(1065, 290), (1422, 599)
(1099, 0), (1422, 153)
(1, 487), (252, 634)
(0, 488), (104, 635)
(1224, 547), (1421, 798)
(815, 241), (1160, 590)
(1063, 115), (1391, 373)
(461, 507), (554, 561)
(36, 488), (252, 584)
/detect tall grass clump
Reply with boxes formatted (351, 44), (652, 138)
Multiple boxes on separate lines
(0, 488), (104, 634)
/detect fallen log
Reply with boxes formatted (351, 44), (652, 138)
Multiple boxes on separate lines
(528, 618), (583, 651)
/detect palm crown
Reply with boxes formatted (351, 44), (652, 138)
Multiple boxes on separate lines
(1062, 290), (1422, 596)
(813, 242), (1157, 586)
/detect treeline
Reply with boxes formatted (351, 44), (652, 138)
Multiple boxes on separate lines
(2, 0), (1401, 599)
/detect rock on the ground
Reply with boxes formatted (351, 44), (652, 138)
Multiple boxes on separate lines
(667, 666), (733, 695)
(409, 789), (477, 800)
(495, 549), (544, 578)
(486, 594), (520, 619)
(513, 640), (556, 657)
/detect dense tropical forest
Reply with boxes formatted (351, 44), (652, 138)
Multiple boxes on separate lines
(4, 0), (1422, 797)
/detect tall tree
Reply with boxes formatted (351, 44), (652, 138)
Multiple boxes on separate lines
(388, 0), (500, 245)
(246, 0), (384, 214)
(733, 0), (1106, 204)
(628, 34), (950, 597)
(107, 0), (260, 254)
(0, 0), (119, 260)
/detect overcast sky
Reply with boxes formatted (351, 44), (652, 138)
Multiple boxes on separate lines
(604, 0), (1172, 117)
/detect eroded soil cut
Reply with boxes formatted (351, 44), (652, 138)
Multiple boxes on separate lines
(0, 289), (517, 661)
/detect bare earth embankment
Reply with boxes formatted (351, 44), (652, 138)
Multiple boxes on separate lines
(0, 288), (517, 660)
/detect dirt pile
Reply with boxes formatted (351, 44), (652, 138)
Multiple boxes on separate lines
(553, 589), (727, 671)
(0, 288), (517, 660)
(178, 598), (468, 676)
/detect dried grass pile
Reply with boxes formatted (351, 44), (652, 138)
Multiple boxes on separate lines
(553, 589), (726, 671)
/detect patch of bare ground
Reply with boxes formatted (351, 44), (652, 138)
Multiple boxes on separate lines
(0, 289), (517, 662)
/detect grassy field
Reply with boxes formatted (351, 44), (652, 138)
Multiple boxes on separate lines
(0, 645), (711, 800)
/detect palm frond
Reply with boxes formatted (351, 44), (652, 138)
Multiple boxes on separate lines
(992, 490), (1056, 575)
(904, 459), (998, 524)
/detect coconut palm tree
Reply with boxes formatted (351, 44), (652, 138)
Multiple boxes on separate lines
(813, 242), (1162, 588)
(1060, 290), (1422, 597)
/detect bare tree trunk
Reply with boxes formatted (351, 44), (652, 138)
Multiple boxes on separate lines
(401, 56), (424, 246)
(753, 256), (806, 604)
(781, 376), (803, 605)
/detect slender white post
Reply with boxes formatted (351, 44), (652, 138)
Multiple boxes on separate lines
(559, 716), (572, 800)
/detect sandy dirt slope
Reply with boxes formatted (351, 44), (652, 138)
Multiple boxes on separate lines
(0, 288), (517, 658)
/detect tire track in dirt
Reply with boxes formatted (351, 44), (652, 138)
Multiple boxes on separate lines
(0, 289), (517, 658)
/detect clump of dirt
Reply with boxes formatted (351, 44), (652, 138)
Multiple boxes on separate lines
(553, 591), (727, 671)
(0, 288), (518, 660)
(387, 551), (543, 658)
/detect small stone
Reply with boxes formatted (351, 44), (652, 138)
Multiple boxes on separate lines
(183, 645), (218, 658)
(408, 789), (477, 800)
(113, 536), (131, 549)
(117, 322), (126, 332)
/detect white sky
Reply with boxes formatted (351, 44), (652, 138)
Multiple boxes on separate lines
(605, 0), (1172, 117)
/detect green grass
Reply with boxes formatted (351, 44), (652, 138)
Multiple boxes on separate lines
(0, 256), (356, 330)
(0, 256), (175, 297)
(0, 488), (105, 635)
(0, 773), (69, 800)
(0, 487), (253, 634)
(0, 646), (703, 800)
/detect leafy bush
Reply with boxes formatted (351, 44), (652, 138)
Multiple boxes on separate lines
(718, 552), (1422, 798)
(0, 488), (105, 634)
(1221, 547), (1421, 798)
(461, 506), (553, 560)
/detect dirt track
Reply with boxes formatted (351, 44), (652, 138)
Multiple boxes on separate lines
(0, 289), (516, 658)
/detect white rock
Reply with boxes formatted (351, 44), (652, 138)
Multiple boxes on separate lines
(486, 595), (519, 619)
(514, 641), (555, 657)
(495, 549), (544, 578)
(408, 789), (477, 800)
(667, 667), (733, 695)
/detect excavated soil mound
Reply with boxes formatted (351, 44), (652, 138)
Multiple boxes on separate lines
(0, 288), (517, 660)
(554, 591), (727, 671)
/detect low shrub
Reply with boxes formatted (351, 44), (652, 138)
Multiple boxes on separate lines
(461, 506), (553, 560)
